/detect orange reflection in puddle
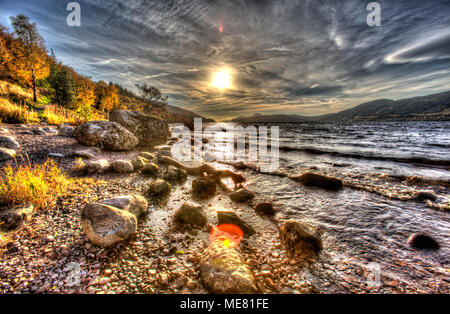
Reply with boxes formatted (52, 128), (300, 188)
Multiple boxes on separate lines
(210, 224), (243, 248)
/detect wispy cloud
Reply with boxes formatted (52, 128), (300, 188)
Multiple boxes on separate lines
(1, 0), (450, 120)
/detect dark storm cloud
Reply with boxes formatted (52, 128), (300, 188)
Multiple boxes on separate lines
(1, 0), (450, 120)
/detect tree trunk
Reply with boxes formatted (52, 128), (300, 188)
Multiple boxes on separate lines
(32, 70), (37, 102)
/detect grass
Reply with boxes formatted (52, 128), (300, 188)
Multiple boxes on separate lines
(42, 105), (83, 126)
(0, 80), (33, 99)
(0, 97), (39, 124)
(0, 158), (71, 210)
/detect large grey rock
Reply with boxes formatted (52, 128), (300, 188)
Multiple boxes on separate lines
(0, 147), (16, 161)
(279, 220), (322, 255)
(109, 110), (169, 147)
(174, 202), (207, 227)
(0, 136), (20, 150)
(101, 195), (148, 217)
(81, 203), (137, 247)
(74, 121), (138, 151)
(199, 242), (257, 294)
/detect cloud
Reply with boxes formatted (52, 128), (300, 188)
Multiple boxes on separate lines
(1, 0), (450, 120)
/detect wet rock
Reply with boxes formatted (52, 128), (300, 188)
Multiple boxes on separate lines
(58, 126), (75, 137)
(292, 172), (343, 191)
(413, 191), (437, 202)
(147, 179), (171, 197)
(81, 203), (138, 248)
(217, 211), (256, 236)
(192, 177), (216, 199)
(254, 202), (275, 216)
(199, 241), (257, 294)
(110, 160), (134, 174)
(138, 152), (155, 160)
(83, 159), (110, 174)
(0, 147), (16, 161)
(174, 202), (207, 227)
(230, 188), (255, 203)
(279, 220), (322, 254)
(0, 205), (34, 230)
(407, 233), (440, 250)
(0, 136), (20, 150)
(101, 194), (148, 217)
(163, 166), (188, 182)
(130, 156), (148, 171)
(109, 110), (169, 147)
(74, 121), (138, 151)
(141, 163), (159, 176)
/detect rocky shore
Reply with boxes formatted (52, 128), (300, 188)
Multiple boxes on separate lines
(0, 110), (448, 294)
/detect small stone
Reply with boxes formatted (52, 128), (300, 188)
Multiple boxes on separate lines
(174, 202), (207, 227)
(217, 211), (256, 236)
(0, 136), (20, 150)
(110, 160), (134, 173)
(0, 147), (16, 161)
(408, 233), (440, 250)
(254, 202), (275, 216)
(230, 188), (255, 203)
(147, 179), (171, 198)
(192, 177), (216, 199)
(141, 163), (159, 176)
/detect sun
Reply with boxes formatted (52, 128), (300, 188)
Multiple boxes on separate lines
(211, 69), (232, 89)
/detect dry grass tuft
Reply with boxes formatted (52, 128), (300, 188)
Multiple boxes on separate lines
(0, 158), (71, 210)
(0, 98), (39, 124)
(42, 105), (83, 126)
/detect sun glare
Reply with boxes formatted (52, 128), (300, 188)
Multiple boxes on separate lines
(211, 69), (232, 89)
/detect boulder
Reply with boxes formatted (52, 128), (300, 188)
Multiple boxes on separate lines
(101, 194), (148, 217)
(141, 163), (159, 176)
(109, 110), (169, 147)
(110, 160), (134, 173)
(0, 136), (20, 150)
(147, 179), (171, 197)
(279, 220), (322, 255)
(254, 202), (275, 216)
(0, 147), (16, 161)
(230, 188), (254, 203)
(31, 128), (46, 135)
(83, 159), (110, 174)
(199, 241), (257, 294)
(81, 203), (137, 247)
(0, 205), (34, 230)
(74, 121), (138, 151)
(130, 156), (149, 170)
(192, 177), (216, 199)
(292, 172), (343, 191)
(163, 166), (188, 182)
(407, 233), (440, 250)
(217, 211), (256, 236)
(174, 202), (207, 227)
(58, 126), (75, 137)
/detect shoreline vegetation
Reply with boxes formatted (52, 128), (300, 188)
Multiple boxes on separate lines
(0, 15), (448, 295)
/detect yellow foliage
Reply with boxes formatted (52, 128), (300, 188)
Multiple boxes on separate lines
(0, 159), (70, 210)
(42, 105), (83, 126)
(0, 80), (33, 99)
(0, 97), (39, 123)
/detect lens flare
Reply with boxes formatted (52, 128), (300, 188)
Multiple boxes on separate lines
(210, 224), (243, 248)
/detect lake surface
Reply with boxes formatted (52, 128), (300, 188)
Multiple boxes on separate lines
(172, 121), (450, 292)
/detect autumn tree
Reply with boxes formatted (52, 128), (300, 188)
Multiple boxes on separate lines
(0, 25), (14, 80)
(10, 14), (49, 101)
(95, 81), (119, 112)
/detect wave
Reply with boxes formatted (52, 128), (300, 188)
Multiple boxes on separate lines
(277, 145), (450, 167)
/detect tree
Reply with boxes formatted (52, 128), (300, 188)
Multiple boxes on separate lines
(47, 63), (76, 107)
(95, 81), (119, 112)
(135, 83), (168, 109)
(10, 14), (49, 102)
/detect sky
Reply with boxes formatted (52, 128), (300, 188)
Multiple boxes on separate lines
(1, 0), (450, 121)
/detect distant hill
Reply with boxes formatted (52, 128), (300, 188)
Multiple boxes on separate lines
(230, 90), (450, 123)
(166, 105), (215, 123)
